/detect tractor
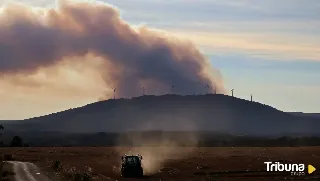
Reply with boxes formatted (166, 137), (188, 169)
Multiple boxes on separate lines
(121, 154), (144, 178)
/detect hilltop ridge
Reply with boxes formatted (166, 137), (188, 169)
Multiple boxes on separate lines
(2, 94), (319, 135)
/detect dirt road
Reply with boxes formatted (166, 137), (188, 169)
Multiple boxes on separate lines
(7, 161), (51, 181)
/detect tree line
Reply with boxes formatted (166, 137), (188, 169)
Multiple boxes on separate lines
(1, 125), (319, 147)
(0, 125), (28, 147)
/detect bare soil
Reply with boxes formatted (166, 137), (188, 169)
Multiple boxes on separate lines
(0, 147), (319, 181)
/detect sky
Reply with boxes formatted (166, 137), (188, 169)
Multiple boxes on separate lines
(0, 0), (319, 119)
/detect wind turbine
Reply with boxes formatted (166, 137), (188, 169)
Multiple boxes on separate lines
(231, 89), (234, 97)
(171, 85), (175, 94)
(213, 85), (217, 94)
(141, 86), (146, 96)
(205, 84), (210, 94)
(113, 88), (116, 99)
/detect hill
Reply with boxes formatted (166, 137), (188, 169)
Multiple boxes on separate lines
(288, 112), (320, 118)
(1, 94), (320, 136)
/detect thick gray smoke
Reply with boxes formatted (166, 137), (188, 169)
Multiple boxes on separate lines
(0, 0), (225, 172)
(0, 0), (225, 98)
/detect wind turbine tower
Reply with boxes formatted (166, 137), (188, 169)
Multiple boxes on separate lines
(251, 94), (253, 102)
(141, 86), (145, 96)
(205, 84), (210, 94)
(171, 85), (175, 94)
(231, 89), (234, 97)
(113, 88), (116, 99)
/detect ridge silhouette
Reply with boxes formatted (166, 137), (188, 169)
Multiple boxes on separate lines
(1, 94), (319, 136)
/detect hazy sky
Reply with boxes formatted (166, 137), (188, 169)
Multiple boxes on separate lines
(0, 0), (319, 119)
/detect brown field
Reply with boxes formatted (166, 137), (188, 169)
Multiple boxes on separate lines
(1, 147), (320, 181)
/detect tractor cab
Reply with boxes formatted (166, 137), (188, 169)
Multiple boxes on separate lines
(121, 154), (143, 177)
(122, 155), (141, 166)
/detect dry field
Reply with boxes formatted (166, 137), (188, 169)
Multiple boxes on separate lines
(1, 147), (320, 181)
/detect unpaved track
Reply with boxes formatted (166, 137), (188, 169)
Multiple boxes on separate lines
(7, 161), (51, 181)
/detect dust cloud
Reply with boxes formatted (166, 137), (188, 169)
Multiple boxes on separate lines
(115, 119), (199, 175)
(0, 0), (225, 99)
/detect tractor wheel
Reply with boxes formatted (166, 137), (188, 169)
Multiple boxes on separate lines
(138, 168), (143, 177)
(121, 170), (126, 178)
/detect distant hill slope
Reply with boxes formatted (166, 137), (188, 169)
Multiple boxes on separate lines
(288, 112), (320, 118)
(2, 94), (320, 135)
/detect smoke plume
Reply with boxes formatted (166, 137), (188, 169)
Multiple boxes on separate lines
(0, 0), (224, 172)
(0, 0), (225, 98)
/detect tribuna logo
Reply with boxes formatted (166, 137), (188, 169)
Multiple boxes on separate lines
(264, 162), (305, 176)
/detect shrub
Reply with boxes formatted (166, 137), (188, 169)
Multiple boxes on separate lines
(73, 172), (92, 181)
(0, 160), (3, 177)
(73, 173), (82, 181)
(11, 136), (23, 147)
(82, 173), (92, 181)
(3, 155), (13, 161)
(2, 170), (14, 177)
(52, 160), (62, 171)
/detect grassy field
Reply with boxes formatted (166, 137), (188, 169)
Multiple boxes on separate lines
(0, 147), (320, 181)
